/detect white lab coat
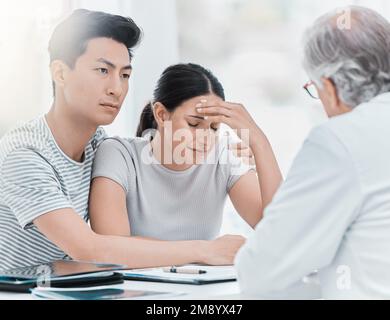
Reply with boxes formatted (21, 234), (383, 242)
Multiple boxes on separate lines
(235, 92), (390, 299)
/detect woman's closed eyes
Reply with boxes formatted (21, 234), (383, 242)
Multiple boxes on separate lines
(188, 122), (219, 131)
(186, 115), (219, 131)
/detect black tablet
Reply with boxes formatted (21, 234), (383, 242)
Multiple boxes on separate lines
(0, 260), (125, 293)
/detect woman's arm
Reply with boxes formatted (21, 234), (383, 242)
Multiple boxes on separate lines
(250, 131), (283, 210)
(229, 171), (262, 228)
(88, 177), (246, 266)
(89, 177), (167, 240)
(197, 99), (283, 227)
(89, 177), (131, 236)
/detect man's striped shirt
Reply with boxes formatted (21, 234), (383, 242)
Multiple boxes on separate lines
(0, 116), (105, 270)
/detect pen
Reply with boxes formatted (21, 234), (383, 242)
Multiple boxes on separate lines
(163, 266), (207, 274)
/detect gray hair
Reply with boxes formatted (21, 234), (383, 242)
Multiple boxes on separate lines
(303, 6), (390, 107)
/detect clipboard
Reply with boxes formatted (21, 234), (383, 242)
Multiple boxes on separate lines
(121, 265), (237, 285)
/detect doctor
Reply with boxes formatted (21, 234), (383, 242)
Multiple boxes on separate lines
(201, 5), (390, 299)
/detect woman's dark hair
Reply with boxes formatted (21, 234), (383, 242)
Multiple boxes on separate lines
(49, 9), (142, 95)
(136, 63), (225, 137)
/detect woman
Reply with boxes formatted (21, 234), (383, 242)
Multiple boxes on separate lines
(89, 63), (282, 268)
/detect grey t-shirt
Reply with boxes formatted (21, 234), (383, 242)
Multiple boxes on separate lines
(92, 137), (253, 241)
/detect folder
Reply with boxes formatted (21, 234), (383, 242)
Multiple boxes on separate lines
(31, 286), (184, 300)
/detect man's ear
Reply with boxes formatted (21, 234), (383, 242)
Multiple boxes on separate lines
(321, 77), (340, 111)
(50, 60), (70, 92)
(153, 102), (170, 127)
(321, 77), (352, 115)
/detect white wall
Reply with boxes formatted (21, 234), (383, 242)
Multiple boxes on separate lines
(0, 1), (67, 136)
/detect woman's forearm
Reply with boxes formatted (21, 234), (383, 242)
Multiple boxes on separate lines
(250, 131), (283, 210)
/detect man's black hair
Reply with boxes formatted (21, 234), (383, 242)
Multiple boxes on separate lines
(49, 9), (142, 95)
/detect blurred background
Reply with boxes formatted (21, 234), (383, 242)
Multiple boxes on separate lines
(1, 0), (389, 235)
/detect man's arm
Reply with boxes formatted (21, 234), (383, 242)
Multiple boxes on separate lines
(1, 148), (244, 268)
(234, 126), (362, 297)
(34, 208), (245, 268)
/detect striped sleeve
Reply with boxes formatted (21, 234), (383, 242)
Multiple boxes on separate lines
(1, 148), (73, 229)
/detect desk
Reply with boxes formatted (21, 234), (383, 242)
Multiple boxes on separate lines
(0, 279), (321, 300)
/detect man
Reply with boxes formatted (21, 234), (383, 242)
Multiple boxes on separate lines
(0, 9), (244, 271)
(235, 6), (390, 299)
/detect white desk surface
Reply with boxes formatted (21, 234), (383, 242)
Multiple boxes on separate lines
(0, 279), (321, 300)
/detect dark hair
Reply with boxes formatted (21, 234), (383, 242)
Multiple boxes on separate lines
(136, 63), (225, 137)
(49, 9), (142, 95)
